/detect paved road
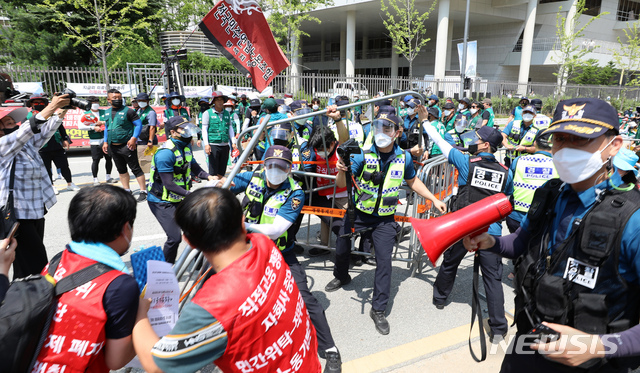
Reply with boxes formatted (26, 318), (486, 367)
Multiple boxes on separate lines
(39, 146), (518, 372)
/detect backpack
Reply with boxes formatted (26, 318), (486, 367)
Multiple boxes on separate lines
(0, 252), (112, 372)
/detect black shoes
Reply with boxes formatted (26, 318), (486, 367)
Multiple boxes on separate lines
(370, 309), (390, 335)
(489, 331), (507, 344)
(325, 277), (350, 292)
(309, 248), (331, 257)
(293, 244), (305, 255)
(137, 191), (147, 202)
(432, 298), (445, 310)
(323, 350), (342, 373)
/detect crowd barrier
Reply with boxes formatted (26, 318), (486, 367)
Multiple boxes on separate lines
(172, 91), (459, 308)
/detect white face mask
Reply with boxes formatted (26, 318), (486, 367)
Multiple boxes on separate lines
(406, 107), (415, 116)
(458, 103), (465, 110)
(552, 138), (614, 184)
(172, 99), (181, 106)
(265, 167), (289, 185)
(225, 107), (233, 112)
(444, 109), (453, 117)
(470, 108), (478, 115)
(91, 103), (100, 111)
(139, 102), (148, 108)
(523, 113), (534, 122)
(312, 104), (319, 110)
(455, 124), (465, 133)
(374, 133), (393, 148)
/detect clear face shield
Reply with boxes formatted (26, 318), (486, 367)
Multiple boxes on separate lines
(270, 127), (292, 146)
(454, 116), (468, 132)
(459, 130), (481, 148)
(177, 122), (201, 138)
(371, 119), (396, 137)
(294, 107), (313, 125)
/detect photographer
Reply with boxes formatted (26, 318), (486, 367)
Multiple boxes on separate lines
(0, 93), (70, 278)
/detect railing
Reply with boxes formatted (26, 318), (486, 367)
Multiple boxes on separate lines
(513, 37), (624, 55)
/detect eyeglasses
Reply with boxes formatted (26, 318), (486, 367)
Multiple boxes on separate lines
(549, 133), (595, 148)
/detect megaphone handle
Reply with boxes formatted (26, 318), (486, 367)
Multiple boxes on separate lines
(466, 226), (489, 252)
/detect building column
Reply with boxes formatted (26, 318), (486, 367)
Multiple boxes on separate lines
(346, 10), (356, 77)
(291, 35), (300, 93)
(434, 0), (450, 80)
(362, 35), (369, 61)
(340, 28), (346, 75)
(321, 37), (326, 62)
(446, 18), (454, 71)
(518, 0), (537, 95)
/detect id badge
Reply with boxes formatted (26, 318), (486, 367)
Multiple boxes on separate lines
(563, 257), (599, 289)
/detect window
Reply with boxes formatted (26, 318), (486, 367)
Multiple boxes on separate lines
(618, 0), (640, 21)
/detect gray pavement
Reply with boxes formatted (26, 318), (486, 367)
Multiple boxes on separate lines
(40, 146), (517, 372)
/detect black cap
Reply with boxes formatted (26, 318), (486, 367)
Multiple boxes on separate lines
(249, 98), (261, 108)
(375, 112), (401, 127)
(165, 116), (190, 134)
(476, 126), (503, 148)
(272, 122), (293, 131)
(377, 105), (396, 117)
(427, 107), (440, 118)
(264, 145), (293, 169)
(460, 97), (471, 105)
(519, 96), (529, 103)
(406, 98), (420, 108)
(289, 100), (309, 112)
(545, 98), (619, 139)
(530, 98), (543, 109)
(135, 92), (150, 101)
(335, 96), (349, 107)
(375, 99), (392, 107)
(443, 102), (455, 110)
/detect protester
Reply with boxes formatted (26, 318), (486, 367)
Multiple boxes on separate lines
(202, 91), (235, 177)
(0, 93), (69, 278)
(32, 185), (140, 371)
(134, 92), (158, 174)
(133, 187), (322, 373)
(76, 96), (117, 185)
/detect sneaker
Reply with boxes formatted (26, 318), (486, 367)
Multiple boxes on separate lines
(106, 178), (118, 184)
(308, 248), (331, 257)
(323, 350), (342, 373)
(93, 181), (100, 186)
(325, 277), (350, 292)
(192, 176), (202, 183)
(137, 191), (147, 202)
(67, 183), (80, 191)
(54, 187), (59, 195)
(370, 309), (390, 335)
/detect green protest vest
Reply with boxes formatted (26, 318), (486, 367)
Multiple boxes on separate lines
(443, 114), (456, 132)
(485, 107), (495, 127)
(164, 107), (189, 120)
(427, 120), (446, 156)
(355, 150), (405, 216)
(106, 106), (134, 144)
(148, 140), (193, 203)
(243, 171), (301, 251)
(512, 153), (558, 212)
(206, 109), (232, 143)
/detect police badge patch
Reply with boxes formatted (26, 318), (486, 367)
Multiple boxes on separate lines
(303, 149), (311, 158)
(291, 197), (302, 210)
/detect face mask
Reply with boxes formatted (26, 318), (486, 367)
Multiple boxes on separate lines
(111, 99), (123, 108)
(312, 105), (319, 111)
(33, 104), (46, 112)
(2, 126), (17, 135)
(467, 144), (479, 154)
(375, 133), (393, 148)
(470, 108), (478, 115)
(91, 103), (100, 111)
(429, 100), (435, 106)
(522, 113), (534, 122)
(552, 138), (614, 184)
(444, 110), (453, 117)
(265, 167), (289, 185)
(458, 103), (465, 110)
(172, 99), (181, 106)
(139, 102), (148, 108)
(278, 106), (287, 114)
(406, 108), (415, 116)
(225, 107), (233, 112)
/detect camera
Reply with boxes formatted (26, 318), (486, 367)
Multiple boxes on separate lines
(336, 138), (362, 169)
(58, 88), (91, 111)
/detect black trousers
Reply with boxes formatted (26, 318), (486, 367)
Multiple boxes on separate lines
(334, 212), (400, 312)
(433, 238), (508, 336)
(109, 143), (144, 177)
(90, 144), (113, 178)
(282, 250), (335, 351)
(207, 145), (229, 177)
(13, 218), (48, 280)
(40, 149), (72, 183)
(148, 201), (181, 264)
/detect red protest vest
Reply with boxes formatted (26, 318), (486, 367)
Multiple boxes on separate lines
(316, 150), (347, 197)
(192, 233), (321, 373)
(33, 249), (124, 373)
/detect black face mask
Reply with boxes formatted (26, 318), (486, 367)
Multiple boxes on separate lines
(467, 144), (479, 154)
(273, 139), (289, 147)
(33, 104), (46, 112)
(111, 99), (123, 108)
(199, 104), (209, 111)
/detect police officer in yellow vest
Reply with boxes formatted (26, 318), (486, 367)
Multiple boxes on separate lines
(506, 131), (557, 233)
(147, 116), (215, 263)
(224, 145), (343, 373)
(325, 113), (447, 335)
(502, 104), (544, 167)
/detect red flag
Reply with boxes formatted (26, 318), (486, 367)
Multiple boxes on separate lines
(199, 0), (290, 92)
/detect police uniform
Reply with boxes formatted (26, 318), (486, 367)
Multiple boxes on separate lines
(147, 118), (210, 263)
(491, 98), (640, 372)
(503, 111), (545, 167)
(230, 146), (341, 367)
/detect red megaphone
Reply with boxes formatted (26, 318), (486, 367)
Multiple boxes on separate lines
(410, 193), (513, 266)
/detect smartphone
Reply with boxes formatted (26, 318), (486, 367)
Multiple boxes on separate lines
(6, 222), (19, 243)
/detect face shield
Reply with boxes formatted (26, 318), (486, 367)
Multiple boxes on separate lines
(270, 127), (292, 146)
(177, 122), (201, 138)
(454, 116), (468, 132)
(459, 130), (481, 147)
(293, 107), (313, 125)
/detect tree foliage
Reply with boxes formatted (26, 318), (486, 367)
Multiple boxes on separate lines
(163, 0), (217, 31)
(613, 22), (640, 87)
(551, 0), (607, 95)
(106, 41), (162, 69)
(380, 0), (436, 79)
(178, 51), (235, 71)
(571, 59), (618, 85)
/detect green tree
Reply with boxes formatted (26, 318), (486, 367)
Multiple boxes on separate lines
(613, 22), (640, 108)
(598, 61), (618, 85)
(163, 0), (217, 31)
(571, 59), (618, 85)
(106, 41), (162, 69)
(380, 0), (437, 79)
(36, 0), (163, 88)
(551, 0), (607, 95)
(179, 51), (235, 72)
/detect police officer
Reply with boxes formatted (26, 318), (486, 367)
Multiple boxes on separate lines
(289, 100), (313, 143)
(147, 116), (214, 263)
(399, 98), (426, 162)
(465, 98), (640, 372)
(502, 104), (544, 167)
(164, 92), (189, 124)
(530, 98), (552, 128)
(481, 98), (496, 127)
(506, 131), (557, 233)
(224, 145), (343, 373)
(420, 107), (513, 343)
(508, 96), (529, 123)
(325, 112), (447, 335)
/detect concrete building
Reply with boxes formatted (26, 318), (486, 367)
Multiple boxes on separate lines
(296, 0), (638, 89)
